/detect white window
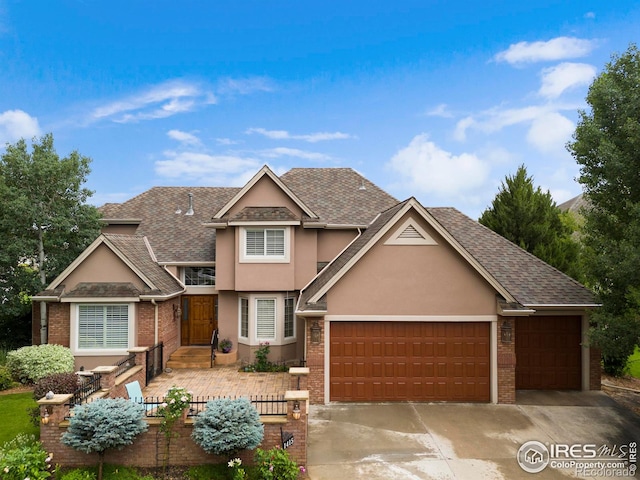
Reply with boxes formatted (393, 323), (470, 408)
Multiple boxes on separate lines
(183, 266), (215, 286)
(239, 297), (249, 339)
(77, 304), (131, 350)
(284, 297), (295, 338)
(256, 298), (276, 340)
(241, 227), (289, 262)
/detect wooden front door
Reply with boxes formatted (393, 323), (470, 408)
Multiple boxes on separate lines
(181, 296), (217, 345)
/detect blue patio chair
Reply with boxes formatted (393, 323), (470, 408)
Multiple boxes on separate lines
(125, 380), (155, 413)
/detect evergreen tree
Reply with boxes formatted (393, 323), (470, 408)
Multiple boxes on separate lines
(479, 165), (582, 280)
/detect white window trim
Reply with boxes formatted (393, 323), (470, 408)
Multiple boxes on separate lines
(238, 297), (249, 341)
(239, 226), (290, 263)
(70, 303), (136, 356)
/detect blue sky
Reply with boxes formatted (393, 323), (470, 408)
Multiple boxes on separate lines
(1, 1), (638, 219)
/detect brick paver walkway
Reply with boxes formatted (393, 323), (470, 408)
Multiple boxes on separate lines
(142, 364), (290, 400)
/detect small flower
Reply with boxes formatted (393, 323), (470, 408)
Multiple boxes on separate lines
(228, 460), (234, 468)
(161, 402), (168, 408)
(3, 467), (9, 473)
(300, 466), (306, 473)
(180, 396), (188, 402)
(269, 465), (274, 471)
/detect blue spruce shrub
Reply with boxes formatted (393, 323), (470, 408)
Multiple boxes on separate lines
(6, 344), (75, 383)
(192, 397), (264, 456)
(61, 398), (148, 480)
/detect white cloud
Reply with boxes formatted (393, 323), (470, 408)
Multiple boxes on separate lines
(526, 112), (574, 154)
(167, 129), (201, 146)
(425, 103), (453, 118)
(90, 80), (212, 123)
(539, 62), (597, 98)
(246, 127), (354, 143)
(155, 150), (260, 182)
(494, 37), (596, 64)
(216, 138), (239, 146)
(216, 77), (274, 95)
(0, 109), (41, 143)
(260, 147), (331, 161)
(387, 134), (489, 196)
(584, 12), (596, 19)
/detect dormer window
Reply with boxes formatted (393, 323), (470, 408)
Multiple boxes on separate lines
(240, 227), (290, 263)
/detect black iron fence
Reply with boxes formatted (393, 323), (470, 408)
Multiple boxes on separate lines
(113, 353), (136, 377)
(145, 342), (163, 385)
(68, 373), (102, 407)
(129, 394), (287, 418)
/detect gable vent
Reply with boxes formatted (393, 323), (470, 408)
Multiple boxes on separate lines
(385, 218), (437, 246)
(399, 224), (424, 239)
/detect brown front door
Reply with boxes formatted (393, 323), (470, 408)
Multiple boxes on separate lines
(330, 321), (490, 402)
(181, 296), (217, 345)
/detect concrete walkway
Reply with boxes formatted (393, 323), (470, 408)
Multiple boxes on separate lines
(141, 365), (290, 399)
(307, 392), (640, 479)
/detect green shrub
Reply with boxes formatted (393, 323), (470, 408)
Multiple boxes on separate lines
(192, 397), (264, 456)
(61, 399), (148, 480)
(243, 342), (287, 373)
(0, 365), (16, 390)
(33, 372), (80, 400)
(59, 469), (97, 480)
(254, 447), (305, 480)
(6, 344), (75, 384)
(0, 433), (53, 480)
(58, 465), (154, 480)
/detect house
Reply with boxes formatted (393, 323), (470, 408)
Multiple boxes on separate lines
(32, 166), (599, 404)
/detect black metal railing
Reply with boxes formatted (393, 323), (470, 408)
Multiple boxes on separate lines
(210, 329), (219, 368)
(113, 353), (136, 377)
(134, 394), (287, 418)
(68, 373), (102, 406)
(145, 342), (163, 385)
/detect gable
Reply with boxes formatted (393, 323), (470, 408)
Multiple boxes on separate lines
(325, 211), (497, 316)
(226, 175), (305, 219)
(57, 243), (149, 293)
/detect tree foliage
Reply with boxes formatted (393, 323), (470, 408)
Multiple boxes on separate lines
(479, 164), (582, 280)
(61, 398), (148, 480)
(568, 44), (640, 375)
(192, 397), (264, 457)
(0, 133), (102, 345)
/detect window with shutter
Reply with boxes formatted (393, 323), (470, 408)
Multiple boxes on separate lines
(241, 227), (289, 262)
(78, 304), (130, 349)
(256, 298), (276, 339)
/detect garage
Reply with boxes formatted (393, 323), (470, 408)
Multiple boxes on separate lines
(515, 316), (582, 390)
(329, 321), (490, 402)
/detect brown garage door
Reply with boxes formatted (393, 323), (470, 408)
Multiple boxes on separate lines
(516, 316), (581, 390)
(330, 322), (490, 402)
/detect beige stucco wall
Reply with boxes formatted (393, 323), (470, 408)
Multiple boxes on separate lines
(317, 229), (359, 263)
(101, 224), (138, 235)
(226, 175), (302, 216)
(61, 244), (147, 292)
(294, 227), (318, 289)
(326, 212), (497, 316)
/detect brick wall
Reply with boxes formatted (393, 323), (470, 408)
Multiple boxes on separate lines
(39, 393), (308, 469)
(137, 299), (180, 368)
(47, 303), (71, 347)
(305, 318), (325, 404)
(497, 316), (516, 404)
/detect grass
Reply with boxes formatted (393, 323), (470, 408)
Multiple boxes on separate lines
(627, 346), (640, 378)
(0, 391), (39, 445)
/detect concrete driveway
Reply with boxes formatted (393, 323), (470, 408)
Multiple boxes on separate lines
(306, 391), (640, 479)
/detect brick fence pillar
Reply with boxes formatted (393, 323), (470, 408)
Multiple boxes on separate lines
(497, 317), (516, 404)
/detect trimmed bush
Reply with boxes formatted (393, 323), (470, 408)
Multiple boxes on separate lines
(255, 447), (304, 480)
(0, 365), (16, 390)
(192, 397), (264, 456)
(61, 398), (148, 480)
(6, 344), (75, 384)
(33, 372), (80, 400)
(0, 433), (53, 480)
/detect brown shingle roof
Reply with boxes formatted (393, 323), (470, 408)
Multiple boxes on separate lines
(63, 282), (141, 298)
(280, 168), (398, 226)
(102, 234), (184, 297)
(299, 201), (595, 310)
(230, 206), (299, 222)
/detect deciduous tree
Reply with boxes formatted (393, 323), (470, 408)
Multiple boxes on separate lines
(0, 133), (101, 346)
(568, 44), (640, 375)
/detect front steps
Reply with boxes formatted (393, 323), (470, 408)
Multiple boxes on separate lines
(166, 346), (212, 369)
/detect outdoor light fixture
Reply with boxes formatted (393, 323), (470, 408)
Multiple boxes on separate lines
(173, 304), (182, 321)
(501, 320), (512, 344)
(292, 401), (301, 420)
(41, 406), (52, 424)
(310, 320), (321, 344)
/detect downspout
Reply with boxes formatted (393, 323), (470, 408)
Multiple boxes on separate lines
(38, 228), (48, 345)
(151, 299), (159, 345)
